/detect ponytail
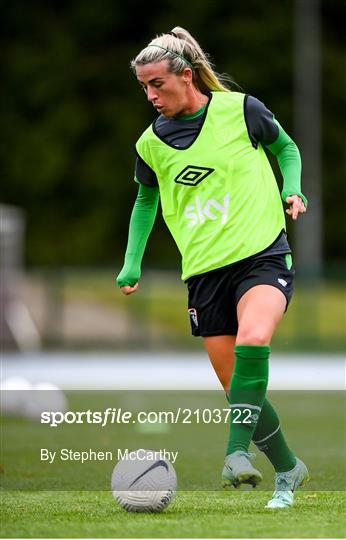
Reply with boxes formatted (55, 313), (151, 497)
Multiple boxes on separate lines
(131, 26), (237, 93)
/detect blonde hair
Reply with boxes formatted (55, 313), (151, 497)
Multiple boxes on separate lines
(131, 26), (235, 93)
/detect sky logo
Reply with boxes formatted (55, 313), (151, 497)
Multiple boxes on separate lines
(183, 194), (230, 227)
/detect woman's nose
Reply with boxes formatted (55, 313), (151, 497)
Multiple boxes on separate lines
(147, 86), (158, 102)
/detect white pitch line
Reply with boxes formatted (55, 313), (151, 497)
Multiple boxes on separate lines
(1, 352), (345, 390)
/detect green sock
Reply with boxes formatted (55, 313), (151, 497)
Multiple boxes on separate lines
(252, 399), (296, 472)
(225, 383), (297, 471)
(226, 345), (269, 455)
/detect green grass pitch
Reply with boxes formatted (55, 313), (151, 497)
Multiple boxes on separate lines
(1, 490), (345, 538)
(1, 390), (345, 537)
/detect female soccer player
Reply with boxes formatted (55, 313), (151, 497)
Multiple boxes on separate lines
(117, 27), (309, 508)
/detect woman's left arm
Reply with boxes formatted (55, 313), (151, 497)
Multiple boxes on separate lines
(266, 121), (307, 220)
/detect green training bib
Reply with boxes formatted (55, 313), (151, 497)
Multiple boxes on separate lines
(136, 92), (285, 280)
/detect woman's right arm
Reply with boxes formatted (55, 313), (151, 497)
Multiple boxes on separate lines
(116, 183), (159, 294)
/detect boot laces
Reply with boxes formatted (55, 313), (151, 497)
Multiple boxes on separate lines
(242, 452), (256, 461)
(276, 470), (294, 490)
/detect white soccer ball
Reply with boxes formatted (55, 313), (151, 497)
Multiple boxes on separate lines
(111, 449), (177, 512)
(0, 376), (33, 415)
(23, 382), (68, 421)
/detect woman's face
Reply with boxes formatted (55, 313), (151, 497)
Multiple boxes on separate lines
(136, 60), (191, 118)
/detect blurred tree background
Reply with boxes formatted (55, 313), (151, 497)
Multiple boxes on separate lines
(1, 0), (345, 271)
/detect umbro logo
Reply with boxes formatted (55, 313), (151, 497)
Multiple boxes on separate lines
(174, 165), (215, 186)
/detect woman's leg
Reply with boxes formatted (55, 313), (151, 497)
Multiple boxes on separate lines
(202, 285), (285, 487)
(234, 286), (309, 504)
(203, 327), (295, 473)
(203, 335), (236, 394)
(204, 284), (308, 499)
(202, 281), (309, 501)
(227, 284), (285, 456)
(236, 284), (286, 346)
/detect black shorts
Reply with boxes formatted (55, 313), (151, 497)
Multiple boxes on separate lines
(186, 253), (295, 337)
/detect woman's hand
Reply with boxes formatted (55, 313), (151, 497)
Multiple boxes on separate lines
(285, 195), (306, 220)
(120, 283), (139, 295)
(116, 267), (140, 294)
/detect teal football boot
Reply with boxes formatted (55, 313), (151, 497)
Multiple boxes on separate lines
(222, 451), (263, 488)
(266, 458), (310, 508)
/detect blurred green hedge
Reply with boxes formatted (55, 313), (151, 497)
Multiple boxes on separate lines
(1, 0), (345, 268)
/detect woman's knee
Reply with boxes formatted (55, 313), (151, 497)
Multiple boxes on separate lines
(235, 329), (270, 346)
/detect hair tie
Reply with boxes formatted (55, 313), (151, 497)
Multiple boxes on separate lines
(147, 44), (193, 69)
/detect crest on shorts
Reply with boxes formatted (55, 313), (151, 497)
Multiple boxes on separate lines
(188, 308), (198, 327)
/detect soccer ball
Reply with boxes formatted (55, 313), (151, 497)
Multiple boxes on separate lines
(111, 449), (177, 512)
(0, 377), (33, 415)
(23, 382), (68, 421)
